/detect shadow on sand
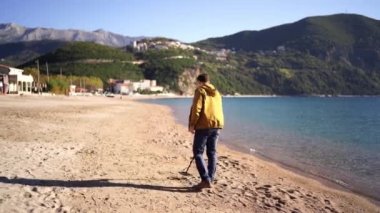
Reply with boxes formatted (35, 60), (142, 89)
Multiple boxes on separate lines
(0, 176), (198, 193)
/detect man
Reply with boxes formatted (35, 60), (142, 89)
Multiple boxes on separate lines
(189, 73), (224, 189)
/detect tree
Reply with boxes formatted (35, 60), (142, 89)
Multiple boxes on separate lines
(23, 67), (39, 80)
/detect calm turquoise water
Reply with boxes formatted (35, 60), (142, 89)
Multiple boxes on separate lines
(143, 97), (380, 200)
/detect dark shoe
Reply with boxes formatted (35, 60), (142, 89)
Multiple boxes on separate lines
(193, 180), (212, 190)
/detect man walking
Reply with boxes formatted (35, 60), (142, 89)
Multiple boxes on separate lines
(189, 73), (224, 189)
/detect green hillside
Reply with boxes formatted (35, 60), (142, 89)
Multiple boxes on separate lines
(31, 41), (134, 63)
(0, 40), (67, 66)
(20, 42), (143, 83)
(196, 14), (380, 69)
(196, 14), (380, 50)
(19, 42), (199, 92)
(139, 48), (197, 91)
(194, 14), (380, 95)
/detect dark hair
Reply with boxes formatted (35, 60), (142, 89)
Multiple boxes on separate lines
(196, 73), (209, 83)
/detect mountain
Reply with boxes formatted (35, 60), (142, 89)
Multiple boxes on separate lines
(0, 23), (143, 47)
(196, 14), (380, 70)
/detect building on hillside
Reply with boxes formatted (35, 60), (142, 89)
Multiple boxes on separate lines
(212, 49), (229, 61)
(277, 45), (286, 52)
(0, 64), (34, 94)
(132, 41), (148, 52)
(131, 39), (196, 52)
(154, 44), (169, 50)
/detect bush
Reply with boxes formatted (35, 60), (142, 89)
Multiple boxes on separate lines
(47, 78), (69, 94)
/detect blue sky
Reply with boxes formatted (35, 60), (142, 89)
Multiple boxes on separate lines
(1, 0), (379, 42)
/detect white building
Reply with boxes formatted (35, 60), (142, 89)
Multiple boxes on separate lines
(132, 39), (196, 52)
(277, 45), (286, 52)
(0, 65), (34, 94)
(109, 79), (163, 94)
(116, 80), (132, 94)
(214, 49), (229, 61)
(131, 80), (153, 91)
(132, 41), (148, 52)
(108, 79), (132, 94)
(69, 85), (76, 96)
(149, 85), (164, 92)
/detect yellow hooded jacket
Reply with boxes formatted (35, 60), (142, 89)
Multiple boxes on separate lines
(188, 83), (224, 130)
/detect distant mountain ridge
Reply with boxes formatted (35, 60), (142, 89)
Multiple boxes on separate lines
(0, 23), (144, 47)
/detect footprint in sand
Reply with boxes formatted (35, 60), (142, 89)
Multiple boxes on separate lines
(256, 184), (272, 192)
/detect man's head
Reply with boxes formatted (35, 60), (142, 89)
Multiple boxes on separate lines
(196, 73), (209, 87)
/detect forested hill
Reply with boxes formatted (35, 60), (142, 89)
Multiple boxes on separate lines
(20, 42), (143, 83)
(195, 14), (380, 95)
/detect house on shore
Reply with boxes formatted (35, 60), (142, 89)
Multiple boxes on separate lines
(108, 79), (164, 94)
(108, 79), (131, 94)
(0, 65), (34, 94)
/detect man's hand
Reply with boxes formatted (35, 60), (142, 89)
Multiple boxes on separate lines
(188, 126), (195, 134)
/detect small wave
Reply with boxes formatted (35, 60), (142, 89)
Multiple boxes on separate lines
(334, 179), (348, 187)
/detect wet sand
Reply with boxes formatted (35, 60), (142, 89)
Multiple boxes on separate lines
(0, 95), (378, 212)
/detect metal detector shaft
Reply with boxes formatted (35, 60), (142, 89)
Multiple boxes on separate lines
(185, 157), (195, 173)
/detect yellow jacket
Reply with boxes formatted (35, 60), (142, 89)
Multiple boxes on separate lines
(189, 83), (224, 130)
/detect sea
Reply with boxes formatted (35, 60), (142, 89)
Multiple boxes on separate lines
(143, 96), (380, 201)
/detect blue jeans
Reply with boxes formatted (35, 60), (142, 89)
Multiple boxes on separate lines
(193, 129), (220, 182)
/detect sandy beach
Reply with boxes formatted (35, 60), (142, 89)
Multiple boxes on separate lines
(0, 95), (378, 213)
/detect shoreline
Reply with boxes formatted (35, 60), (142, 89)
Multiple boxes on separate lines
(217, 137), (380, 208)
(222, 141), (380, 206)
(138, 97), (380, 206)
(0, 95), (378, 212)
